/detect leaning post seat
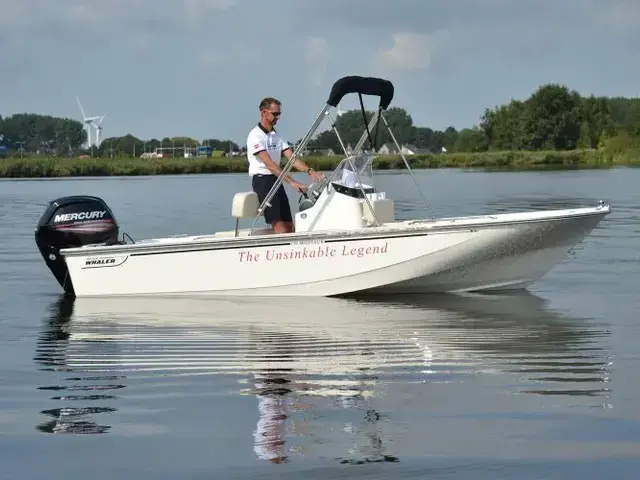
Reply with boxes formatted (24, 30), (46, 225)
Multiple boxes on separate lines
(231, 192), (259, 236)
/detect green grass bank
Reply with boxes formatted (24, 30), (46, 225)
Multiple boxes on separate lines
(1, 148), (639, 178)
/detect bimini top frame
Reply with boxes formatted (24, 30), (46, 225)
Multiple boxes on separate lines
(250, 75), (430, 232)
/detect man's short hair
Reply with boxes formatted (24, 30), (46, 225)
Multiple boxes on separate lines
(259, 97), (281, 111)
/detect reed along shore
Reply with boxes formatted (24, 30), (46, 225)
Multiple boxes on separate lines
(1, 149), (638, 178)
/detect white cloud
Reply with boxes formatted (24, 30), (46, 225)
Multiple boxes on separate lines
(187, 0), (237, 10)
(197, 50), (226, 70)
(196, 43), (260, 71)
(594, 0), (640, 31)
(0, 0), (238, 32)
(0, 1), (35, 28)
(64, 3), (110, 26)
(0, 0), (244, 63)
(183, 0), (238, 30)
(373, 32), (440, 72)
(130, 33), (154, 56)
(304, 37), (330, 87)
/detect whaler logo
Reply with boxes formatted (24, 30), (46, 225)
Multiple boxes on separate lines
(54, 211), (106, 222)
(81, 255), (127, 269)
(85, 257), (116, 266)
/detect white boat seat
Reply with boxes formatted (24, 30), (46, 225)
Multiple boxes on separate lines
(231, 192), (259, 218)
(363, 198), (394, 224)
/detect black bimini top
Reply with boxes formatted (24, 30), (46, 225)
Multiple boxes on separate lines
(326, 75), (394, 110)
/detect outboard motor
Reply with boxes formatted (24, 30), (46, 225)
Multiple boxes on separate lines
(34, 195), (119, 295)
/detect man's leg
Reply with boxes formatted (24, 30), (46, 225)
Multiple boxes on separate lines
(270, 185), (294, 234)
(252, 175), (294, 234)
(272, 221), (293, 234)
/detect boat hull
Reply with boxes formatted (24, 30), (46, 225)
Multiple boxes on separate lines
(60, 206), (610, 297)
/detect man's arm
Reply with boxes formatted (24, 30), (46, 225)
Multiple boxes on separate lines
(283, 147), (324, 181)
(256, 150), (296, 184)
(282, 147), (313, 173)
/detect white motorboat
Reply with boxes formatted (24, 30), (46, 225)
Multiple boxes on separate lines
(34, 75), (611, 298)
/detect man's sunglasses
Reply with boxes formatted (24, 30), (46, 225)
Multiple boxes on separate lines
(266, 110), (281, 117)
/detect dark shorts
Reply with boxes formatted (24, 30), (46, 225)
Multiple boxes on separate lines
(251, 174), (293, 224)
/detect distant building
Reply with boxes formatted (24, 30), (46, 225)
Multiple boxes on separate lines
(314, 148), (335, 156)
(196, 145), (212, 157)
(377, 143), (432, 155)
(377, 143), (399, 155)
(299, 147), (336, 156)
(401, 144), (432, 155)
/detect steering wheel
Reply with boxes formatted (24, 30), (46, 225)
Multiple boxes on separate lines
(298, 177), (329, 211)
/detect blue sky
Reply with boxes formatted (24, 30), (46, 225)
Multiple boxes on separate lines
(2, 0), (639, 145)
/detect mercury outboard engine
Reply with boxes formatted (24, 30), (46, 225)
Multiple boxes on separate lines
(35, 195), (120, 295)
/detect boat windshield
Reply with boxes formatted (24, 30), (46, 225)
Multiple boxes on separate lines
(331, 152), (375, 189)
(302, 152), (376, 203)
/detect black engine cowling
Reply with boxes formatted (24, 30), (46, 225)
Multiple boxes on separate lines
(35, 195), (120, 295)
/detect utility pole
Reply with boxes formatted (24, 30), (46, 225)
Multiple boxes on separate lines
(15, 141), (25, 158)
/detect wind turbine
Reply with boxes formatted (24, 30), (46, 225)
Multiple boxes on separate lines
(76, 97), (105, 147)
(94, 115), (106, 146)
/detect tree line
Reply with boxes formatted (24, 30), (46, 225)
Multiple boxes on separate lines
(1, 83), (639, 158)
(0, 113), (86, 156)
(0, 114), (241, 158)
(307, 84), (640, 154)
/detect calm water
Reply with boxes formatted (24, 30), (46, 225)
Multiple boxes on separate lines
(1, 167), (639, 479)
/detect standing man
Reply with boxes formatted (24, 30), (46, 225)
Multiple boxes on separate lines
(247, 97), (324, 234)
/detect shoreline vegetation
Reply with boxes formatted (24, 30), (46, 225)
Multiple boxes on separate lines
(0, 148), (639, 178)
(2, 81), (639, 178)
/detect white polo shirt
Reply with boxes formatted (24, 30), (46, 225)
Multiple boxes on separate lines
(246, 123), (291, 176)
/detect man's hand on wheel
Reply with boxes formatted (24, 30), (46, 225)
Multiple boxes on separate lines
(291, 181), (307, 193)
(308, 169), (325, 182)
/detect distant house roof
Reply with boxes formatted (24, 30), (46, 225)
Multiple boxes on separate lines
(377, 143), (399, 153)
(378, 143), (432, 155)
(402, 144), (432, 155)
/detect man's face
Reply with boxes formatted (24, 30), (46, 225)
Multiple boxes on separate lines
(263, 104), (281, 125)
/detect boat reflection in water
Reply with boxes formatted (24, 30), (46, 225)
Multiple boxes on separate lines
(33, 292), (612, 463)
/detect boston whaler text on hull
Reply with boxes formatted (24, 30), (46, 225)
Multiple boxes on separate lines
(34, 75), (611, 297)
